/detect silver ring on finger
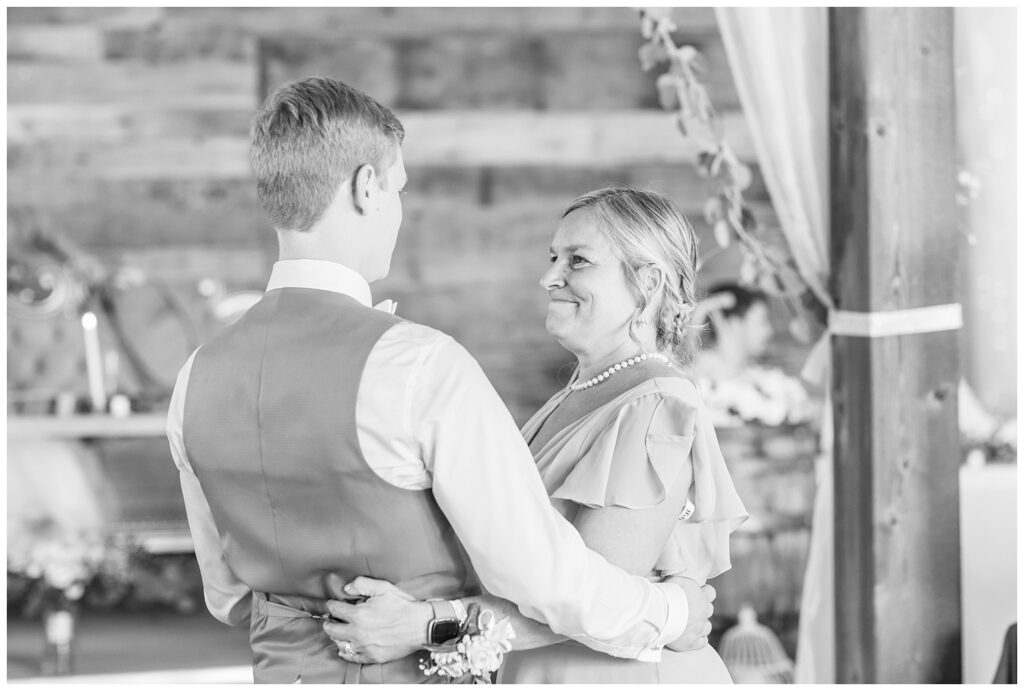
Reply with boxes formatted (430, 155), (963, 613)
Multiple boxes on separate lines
(342, 641), (355, 657)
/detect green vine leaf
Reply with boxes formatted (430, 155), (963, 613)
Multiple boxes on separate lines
(655, 73), (680, 110)
(713, 219), (733, 249)
(731, 163), (754, 191)
(703, 196), (724, 224)
(740, 205), (758, 232)
(639, 8), (676, 40)
(639, 42), (670, 71)
(696, 151), (716, 178)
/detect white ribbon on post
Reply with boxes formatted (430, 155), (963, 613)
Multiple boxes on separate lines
(801, 303), (964, 386)
(829, 303), (964, 338)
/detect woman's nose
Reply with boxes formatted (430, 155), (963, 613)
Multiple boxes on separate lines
(540, 262), (566, 290)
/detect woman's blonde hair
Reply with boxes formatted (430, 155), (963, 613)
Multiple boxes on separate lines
(562, 187), (700, 363)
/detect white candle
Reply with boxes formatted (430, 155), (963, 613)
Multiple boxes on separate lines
(109, 394), (131, 419)
(81, 312), (107, 414)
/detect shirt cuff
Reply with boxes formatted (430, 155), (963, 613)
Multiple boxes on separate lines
(640, 580), (690, 660)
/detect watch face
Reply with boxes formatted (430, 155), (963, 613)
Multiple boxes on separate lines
(430, 620), (461, 645)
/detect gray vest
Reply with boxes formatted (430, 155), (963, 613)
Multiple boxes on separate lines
(183, 288), (473, 683)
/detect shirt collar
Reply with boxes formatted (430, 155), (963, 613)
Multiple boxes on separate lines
(265, 260), (372, 307)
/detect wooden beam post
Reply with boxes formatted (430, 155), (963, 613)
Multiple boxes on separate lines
(829, 7), (962, 683)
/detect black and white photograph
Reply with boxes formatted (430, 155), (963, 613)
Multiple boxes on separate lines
(5, 5), (1018, 685)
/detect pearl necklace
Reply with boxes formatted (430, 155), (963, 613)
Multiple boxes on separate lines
(570, 352), (672, 392)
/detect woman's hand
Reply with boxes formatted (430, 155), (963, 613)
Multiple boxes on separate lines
(322, 575), (433, 665)
(664, 576), (715, 653)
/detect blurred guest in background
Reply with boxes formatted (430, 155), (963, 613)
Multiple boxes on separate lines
(691, 284), (816, 429)
(692, 283), (773, 382)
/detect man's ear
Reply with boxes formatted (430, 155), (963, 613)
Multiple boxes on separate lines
(351, 164), (378, 215)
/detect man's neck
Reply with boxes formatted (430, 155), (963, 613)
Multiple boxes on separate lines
(276, 235), (373, 283)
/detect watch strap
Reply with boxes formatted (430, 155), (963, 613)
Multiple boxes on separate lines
(428, 598), (457, 622)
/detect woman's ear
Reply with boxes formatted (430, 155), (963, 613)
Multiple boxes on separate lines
(638, 265), (666, 306)
(351, 164), (378, 215)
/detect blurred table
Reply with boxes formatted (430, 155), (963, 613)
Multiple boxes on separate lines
(8, 413), (169, 440)
(960, 460), (1017, 683)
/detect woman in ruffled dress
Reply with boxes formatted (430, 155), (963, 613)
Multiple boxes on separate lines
(333, 187), (747, 683)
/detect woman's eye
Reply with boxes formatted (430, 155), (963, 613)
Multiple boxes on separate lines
(570, 255), (589, 267)
(549, 255), (557, 264)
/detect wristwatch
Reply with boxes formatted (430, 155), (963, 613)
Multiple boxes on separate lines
(426, 599), (464, 645)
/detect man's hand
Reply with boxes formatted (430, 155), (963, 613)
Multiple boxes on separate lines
(322, 575), (432, 664)
(665, 576), (715, 652)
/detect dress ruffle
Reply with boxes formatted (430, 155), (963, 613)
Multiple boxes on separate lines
(550, 393), (695, 510)
(537, 378), (748, 583)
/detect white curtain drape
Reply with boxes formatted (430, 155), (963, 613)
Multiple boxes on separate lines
(714, 7), (833, 682)
(714, 7), (831, 310)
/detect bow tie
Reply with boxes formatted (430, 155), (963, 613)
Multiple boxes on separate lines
(374, 299), (397, 315)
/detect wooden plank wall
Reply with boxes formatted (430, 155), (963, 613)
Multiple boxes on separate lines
(7, 7), (797, 423)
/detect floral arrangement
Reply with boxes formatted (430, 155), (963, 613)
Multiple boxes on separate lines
(8, 523), (207, 617)
(6, 520), (118, 616)
(960, 380), (1017, 463)
(6, 521), (138, 674)
(636, 8), (821, 344)
(419, 604), (516, 684)
(971, 427), (1017, 464)
(700, 366), (818, 428)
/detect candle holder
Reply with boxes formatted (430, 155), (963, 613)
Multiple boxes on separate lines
(80, 311), (107, 414)
(41, 605), (76, 676)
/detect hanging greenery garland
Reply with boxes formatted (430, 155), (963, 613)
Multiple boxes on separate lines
(637, 8), (821, 343)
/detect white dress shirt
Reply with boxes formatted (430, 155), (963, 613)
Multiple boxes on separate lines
(167, 259), (688, 661)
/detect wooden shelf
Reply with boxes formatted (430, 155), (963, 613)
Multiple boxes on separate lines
(8, 413), (169, 440)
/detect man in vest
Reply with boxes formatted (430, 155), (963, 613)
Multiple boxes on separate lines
(167, 77), (713, 683)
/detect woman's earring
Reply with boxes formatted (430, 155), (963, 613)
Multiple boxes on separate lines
(636, 314), (648, 325)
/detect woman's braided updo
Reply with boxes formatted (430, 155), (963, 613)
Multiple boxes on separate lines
(561, 187), (700, 364)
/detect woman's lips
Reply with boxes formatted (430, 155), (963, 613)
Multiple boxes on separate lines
(548, 292), (578, 304)
(548, 298), (578, 308)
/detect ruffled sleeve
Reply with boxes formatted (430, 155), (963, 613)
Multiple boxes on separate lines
(653, 386), (749, 582)
(550, 391), (697, 510)
(549, 379), (748, 583)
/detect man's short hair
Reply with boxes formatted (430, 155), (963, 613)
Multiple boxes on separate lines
(707, 282), (768, 321)
(250, 77), (405, 232)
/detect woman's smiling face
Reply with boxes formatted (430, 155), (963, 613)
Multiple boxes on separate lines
(539, 209), (639, 357)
